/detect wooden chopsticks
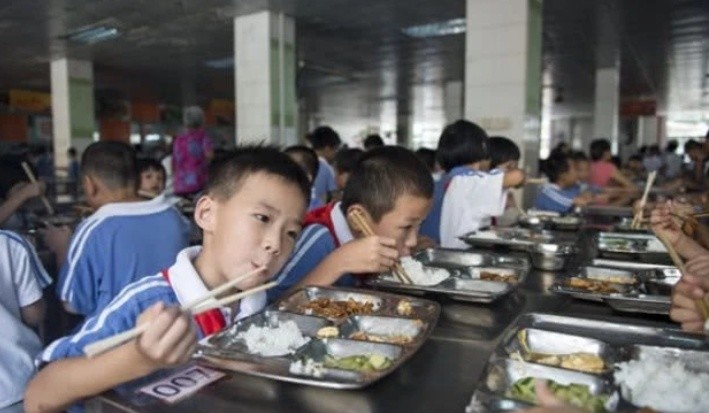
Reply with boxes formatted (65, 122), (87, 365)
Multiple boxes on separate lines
(21, 161), (55, 215)
(652, 230), (709, 322)
(631, 171), (657, 229)
(83, 266), (268, 358)
(347, 209), (413, 284)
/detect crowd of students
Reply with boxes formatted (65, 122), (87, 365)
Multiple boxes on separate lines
(1, 118), (708, 413)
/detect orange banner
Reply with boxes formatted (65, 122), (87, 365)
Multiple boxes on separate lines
(9, 89), (51, 112)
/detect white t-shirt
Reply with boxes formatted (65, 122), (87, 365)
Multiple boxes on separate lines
(0, 231), (51, 408)
(439, 170), (505, 249)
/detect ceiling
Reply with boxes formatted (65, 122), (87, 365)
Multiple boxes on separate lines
(0, 0), (707, 129)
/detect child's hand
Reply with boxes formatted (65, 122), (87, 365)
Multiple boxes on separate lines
(650, 201), (682, 246)
(670, 273), (706, 332)
(40, 225), (72, 256)
(134, 302), (197, 370)
(11, 181), (46, 203)
(338, 236), (399, 274)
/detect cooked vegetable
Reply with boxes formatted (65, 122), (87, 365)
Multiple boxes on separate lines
(507, 377), (608, 413)
(322, 354), (393, 372)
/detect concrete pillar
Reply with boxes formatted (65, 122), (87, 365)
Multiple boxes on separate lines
(234, 11), (297, 146)
(443, 80), (463, 124)
(465, 0), (543, 178)
(50, 58), (95, 169)
(592, 0), (621, 152)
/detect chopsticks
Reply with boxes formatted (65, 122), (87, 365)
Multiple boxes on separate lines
(21, 161), (55, 215)
(347, 209), (413, 284)
(631, 171), (657, 229)
(652, 230), (709, 321)
(83, 266), (268, 358)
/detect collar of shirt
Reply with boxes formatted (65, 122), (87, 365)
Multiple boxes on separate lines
(330, 201), (354, 245)
(90, 194), (176, 221)
(166, 246), (265, 322)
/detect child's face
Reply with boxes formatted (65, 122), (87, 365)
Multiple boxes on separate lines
(558, 160), (578, 187)
(196, 173), (306, 290)
(574, 160), (590, 181)
(335, 171), (349, 190)
(140, 168), (165, 195)
(369, 194), (432, 257)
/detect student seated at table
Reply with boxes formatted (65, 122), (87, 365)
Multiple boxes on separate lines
(331, 148), (364, 201)
(0, 160), (46, 230)
(588, 139), (638, 196)
(267, 146), (434, 302)
(534, 155), (593, 214)
(0, 230), (51, 413)
(308, 126), (341, 204)
(488, 136), (523, 227)
(437, 120), (525, 248)
(136, 158), (166, 199)
(284, 145), (322, 211)
(651, 200), (709, 332)
(25, 146), (311, 413)
(40, 141), (191, 318)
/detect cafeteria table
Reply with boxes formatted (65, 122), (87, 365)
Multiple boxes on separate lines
(90, 230), (677, 413)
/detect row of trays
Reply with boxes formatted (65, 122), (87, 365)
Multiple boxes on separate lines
(195, 286), (440, 389)
(467, 313), (709, 412)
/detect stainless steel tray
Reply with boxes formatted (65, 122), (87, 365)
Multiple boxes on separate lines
(366, 249), (528, 303)
(580, 205), (634, 218)
(596, 232), (671, 264)
(551, 265), (677, 315)
(466, 313), (709, 412)
(460, 228), (561, 251)
(613, 218), (650, 234)
(195, 286), (440, 389)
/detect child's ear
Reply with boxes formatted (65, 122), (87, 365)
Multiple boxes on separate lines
(194, 195), (217, 232)
(345, 203), (376, 234)
(82, 175), (98, 198)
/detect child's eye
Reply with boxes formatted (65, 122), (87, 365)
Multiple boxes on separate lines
(254, 214), (270, 223)
(286, 230), (299, 240)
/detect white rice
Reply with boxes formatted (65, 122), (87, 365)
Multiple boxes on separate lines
(236, 320), (310, 357)
(614, 355), (709, 412)
(399, 256), (450, 286)
(289, 358), (324, 378)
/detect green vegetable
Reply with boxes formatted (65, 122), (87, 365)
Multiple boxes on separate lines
(507, 378), (608, 413)
(322, 354), (393, 372)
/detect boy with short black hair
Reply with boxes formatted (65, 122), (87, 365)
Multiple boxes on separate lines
(489, 136), (521, 171)
(436, 120), (525, 248)
(363, 134), (384, 150)
(308, 126), (341, 203)
(41, 141), (190, 318)
(534, 154), (593, 213)
(268, 146), (434, 302)
(25, 146), (311, 413)
(284, 145), (321, 210)
(333, 148), (364, 190)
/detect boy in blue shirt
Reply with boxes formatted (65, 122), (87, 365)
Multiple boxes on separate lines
(268, 146), (434, 302)
(534, 154), (593, 213)
(41, 141), (191, 318)
(284, 145), (323, 211)
(25, 146), (311, 413)
(308, 126), (340, 204)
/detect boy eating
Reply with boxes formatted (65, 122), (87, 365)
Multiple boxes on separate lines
(534, 154), (593, 213)
(41, 141), (190, 317)
(268, 146), (433, 301)
(25, 146), (311, 413)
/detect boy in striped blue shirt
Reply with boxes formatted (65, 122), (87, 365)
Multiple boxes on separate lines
(41, 142), (190, 318)
(534, 154), (593, 213)
(25, 146), (311, 413)
(268, 146), (434, 302)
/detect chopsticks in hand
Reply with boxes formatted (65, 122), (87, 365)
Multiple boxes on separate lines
(21, 161), (55, 216)
(631, 171), (657, 229)
(347, 209), (413, 284)
(83, 266), (271, 358)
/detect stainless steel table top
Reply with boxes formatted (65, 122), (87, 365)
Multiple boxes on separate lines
(93, 231), (676, 413)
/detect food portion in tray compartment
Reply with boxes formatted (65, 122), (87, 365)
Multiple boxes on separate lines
(598, 237), (648, 252)
(563, 278), (628, 294)
(476, 268), (519, 284)
(316, 326), (340, 339)
(518, 353), (606, 374)
(614, 348), (709, 413)
(323, 354), (394, 372)
(507, 377), (609, 413)
(396, 299), (413, 316)
(236, 320), (310, 357)
(300, 298), (376, 318)
(398, 256), (451, 286)
(343, 316), (424, 345)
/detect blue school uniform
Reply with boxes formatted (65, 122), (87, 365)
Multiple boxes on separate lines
(533, 184), (581, 213)
(40, 246), (266, 413)
(312, 158), (337, 202)
(267, 202), (356, 303)
(57, 195), (190, 317)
